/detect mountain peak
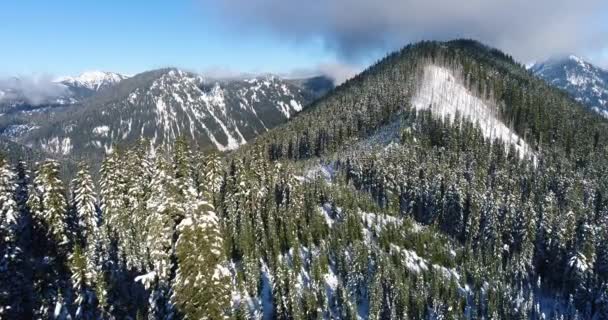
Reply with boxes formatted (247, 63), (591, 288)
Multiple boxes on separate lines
(532, 55), (608, 118)
(58, 71), (129, 91)
(568, 54), (585, 64)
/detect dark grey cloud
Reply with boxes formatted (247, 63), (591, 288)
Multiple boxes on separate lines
(0, 75), (69, 105)
(206, 0), (608, 63)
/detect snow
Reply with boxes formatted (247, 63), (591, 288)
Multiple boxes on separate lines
(1, 124), (39, 138)
(58, 71), (128, 91)
(567, 72), (590, 86)
(359, 210), (401, 233)
(134, 271), (157, 289)
(319, 204), (337, 228)
(289, 99), (303, 112)
(54, 301), (63, 318)
(41, 136), (72, 155)
(390, 244), (429, 274)
(128, 90), (139, 104)
(92, 125), (110, 137)
(568, 55), (586, 67)
(260, 263), (274, 319)
(412, 65), (533, 159)
(324, 267), (339, 292)
(304, 163), (335, 183)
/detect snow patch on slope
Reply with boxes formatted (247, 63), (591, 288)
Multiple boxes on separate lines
(92, 125), (110, 137)
(412, 65), (533, 158)
(41, 136), (72, 155)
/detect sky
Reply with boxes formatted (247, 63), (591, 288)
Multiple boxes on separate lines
(1, 0), (607, 80)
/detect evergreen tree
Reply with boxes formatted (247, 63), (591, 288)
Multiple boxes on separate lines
(172, 199), (230, 319)
(0, 158), (26, 318)
(27, 160), (70, 318)
(70, 163), (100, 319)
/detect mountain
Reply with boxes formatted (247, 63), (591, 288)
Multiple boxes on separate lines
(4, 40), (608, 319)
(287, 75), (335, 98)
(231, 40), (608, 318)
(0, 71), (128, 118)
(531, 55), (608, 118)
(58, 71), (130, 98)
(15, 68), (327, 160)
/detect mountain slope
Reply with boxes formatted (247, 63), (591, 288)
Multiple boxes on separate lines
(250, 40), (607, 163)
(531, 55), (608, 118)
(17, 68), (324, 159)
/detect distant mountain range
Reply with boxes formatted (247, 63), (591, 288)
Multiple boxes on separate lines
(0, 69), (334, 161)
(531, 55), (608, 118)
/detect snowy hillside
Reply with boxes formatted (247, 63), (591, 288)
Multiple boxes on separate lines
(412, 65), (533, 157)
(18, 68), (317, 157)
(531, 56), (608, 118)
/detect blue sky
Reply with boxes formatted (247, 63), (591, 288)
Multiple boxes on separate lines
(1, 0), (607, 78)
(0, 0), (343, 77)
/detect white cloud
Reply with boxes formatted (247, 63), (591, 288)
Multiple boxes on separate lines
(200, 62), (361, 85)
(0, 74), (69, 105)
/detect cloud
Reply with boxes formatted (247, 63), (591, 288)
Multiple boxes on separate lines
(199, 66), (260, 80)
(283, 62), (360, 85)
(206, 0), (608, 63)
(0, 75), (69, 105)
(201, 62), (361, 85)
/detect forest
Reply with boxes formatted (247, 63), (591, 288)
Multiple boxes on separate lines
(1, 40), (608, 319)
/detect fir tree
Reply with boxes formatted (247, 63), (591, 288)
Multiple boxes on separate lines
(27, 160), (70, 318)
(0, 158), (26, 318)
(173, 199), (230, 319)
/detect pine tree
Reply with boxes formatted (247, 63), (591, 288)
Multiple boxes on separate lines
(0, 158), (26, 318)
(145, 157), (179, 319)
(595, 228), (608, 283)
(70, 163), (100, 319)
(198, 152), (224, 206)
(70, 244), (96, 319)
(442, 184), (464, 239)
(27, 160), (70, 318)
(172, 199), (230, 319)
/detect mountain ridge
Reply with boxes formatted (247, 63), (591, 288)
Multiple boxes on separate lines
(531, 55), (608, 118)
(13, 67), (331, 161)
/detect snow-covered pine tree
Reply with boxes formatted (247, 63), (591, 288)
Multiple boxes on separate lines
(198, 152), (224, 206)
(122, 144), (154, 271)
(70, 163), (100, 319)
(144, 156), (179, 319)
(172, 198), (230, 319)
(0, 158), (26, 318)
(442, 183), (464, 239)
(70, 243), (96, 319)
(99, 148), (127, 263)
(71, 163), (98, 251)
(13, 160), (34, 318)
(27, 160), (70, 318)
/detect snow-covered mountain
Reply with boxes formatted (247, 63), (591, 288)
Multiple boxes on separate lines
(0, 71), (128, 113)
(16, 68), (326, 158)
(530, 55), (608, 118)
(58, 71), (129, 95)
